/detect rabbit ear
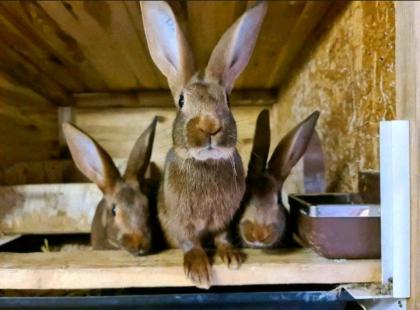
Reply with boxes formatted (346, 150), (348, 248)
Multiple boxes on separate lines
(205, 1), (267, 93)
(140, 1), (195, 96)
(62, 123), (121, 193)
(267, 111), (320, 184)
(123, 117), (158, 183)
(247, 109), (271, 178)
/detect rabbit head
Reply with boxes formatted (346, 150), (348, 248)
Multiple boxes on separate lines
(62, 117), (158, 255)
(141, 1), (267, 161)
(240, 110), (320, 248)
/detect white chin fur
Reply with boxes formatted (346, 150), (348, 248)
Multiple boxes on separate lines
(189, 147), (234, 161)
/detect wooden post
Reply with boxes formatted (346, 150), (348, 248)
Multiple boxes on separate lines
(395, 2), (420, 309)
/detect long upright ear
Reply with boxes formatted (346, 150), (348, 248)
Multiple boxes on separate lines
(123, 117), (158, 183)
(205, 1), (267, 93)
(62, 123), (121, 193)
(267, 111), (320, 184)
(140, 1), (195, 96)
(247, 109), (270, 179)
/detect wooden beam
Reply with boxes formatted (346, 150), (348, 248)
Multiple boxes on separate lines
(0, 184), (100, 234)
(73, 90), (278, 108)
(267, 2), (331, 88)
(395, 2), (420, 308)
(0, 248), (380, 289)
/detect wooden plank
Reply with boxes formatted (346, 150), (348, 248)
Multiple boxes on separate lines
(0, 74), (59, 168)
(187, 1), (247, 69)
(0, 41), (72, 105)
(0, 1), (107, 91)
(267, 2), (331, 88)
(0, 234), (21, 247)
(0, 184), (101, 234)
(38, 1), (142, 90)
(236, 1), (307, 88)
(395, 2), (420, 308)
(0, 6), (84, 92)
(0, 160), (86, 186)
(73, 90), (278, 108)
(0, 248), (381, 289)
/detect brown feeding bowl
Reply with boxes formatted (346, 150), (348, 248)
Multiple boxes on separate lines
(289, 194), (380, 259)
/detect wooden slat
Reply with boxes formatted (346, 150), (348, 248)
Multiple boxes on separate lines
(0, 74), (59, 168)
(0, 249), (381, 289)
(0, 234), (21, 247)
(187, 1), (247, 69)
(267, 2), (331, 88)
(73, 90), (278, 108)
(0, 160), (86, 186)
(0, 41), (72, 105)
(0, 2), (106, 91)
(38, 1), (145, 90)
(395, 2), (420, 308)
(0, 184), (100, 234)
(236, 1), (307, 88)
(0, 6), (84, 92)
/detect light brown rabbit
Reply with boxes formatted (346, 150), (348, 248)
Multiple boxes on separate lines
(140, 1), (267, 288)
(62, 117), (157, 255)
(239, 110), (320, 249)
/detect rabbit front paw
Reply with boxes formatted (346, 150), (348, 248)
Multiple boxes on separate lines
(217, 245), (246, 270)
(183, 248), (212, 289)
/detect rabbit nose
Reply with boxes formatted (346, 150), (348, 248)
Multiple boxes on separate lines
(122, 233), (145, 253)
(197, 115), (222, 136)
(252, 225), (271, 243)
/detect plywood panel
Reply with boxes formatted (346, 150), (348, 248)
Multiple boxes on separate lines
(274, 1), (396, 192)
(0, 249), (381, 289)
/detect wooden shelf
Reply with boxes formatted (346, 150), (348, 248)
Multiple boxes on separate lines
(0, 248), (380, 290)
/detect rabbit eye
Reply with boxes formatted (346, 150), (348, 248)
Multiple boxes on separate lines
(111, 204), (117, 217)
(178, 93), (184, 109)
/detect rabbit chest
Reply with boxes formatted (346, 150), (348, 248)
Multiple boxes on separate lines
(161, 149), (245, 234)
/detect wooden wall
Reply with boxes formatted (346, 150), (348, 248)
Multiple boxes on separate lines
(0, 74), (58, 171)
(72, 105), (273, 171)
(274, 1), (396, 193)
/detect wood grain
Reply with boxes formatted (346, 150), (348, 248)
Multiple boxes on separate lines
(0, 1), (334, 95)
(73, 90), (278, 108)
(275, 1), (396, 193)
(0, 183), (100, 234)
(0, 248), (381, 289)
(395, 2), (420, 308)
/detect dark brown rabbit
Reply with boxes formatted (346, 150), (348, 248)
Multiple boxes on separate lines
(62, 117), (158, 255)
(140, 1), (267, 288)
(239, 110), (320, 249)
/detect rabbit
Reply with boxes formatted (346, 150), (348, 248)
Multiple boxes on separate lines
(140, 1), (267, 288)
(62, 117), (158, 256)
(239, 109), (320, 249)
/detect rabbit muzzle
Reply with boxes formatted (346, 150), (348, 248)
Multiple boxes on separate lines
(185, 114), (234, 161)
(240, 220), (280, 249)
(121, 232), (151, 256)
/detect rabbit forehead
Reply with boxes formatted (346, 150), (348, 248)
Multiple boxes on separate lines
(105, 183), (148, 209)
(183, 80), (226, 107)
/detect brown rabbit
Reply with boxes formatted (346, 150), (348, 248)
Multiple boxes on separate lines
(140, 1), (267, 288)
(239, 110), (320, 248)
(62, 117), (157, 255)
